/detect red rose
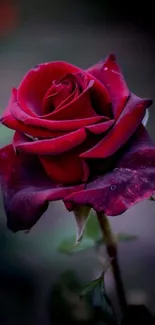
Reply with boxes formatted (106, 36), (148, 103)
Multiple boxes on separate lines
(0, 54), (155, 232)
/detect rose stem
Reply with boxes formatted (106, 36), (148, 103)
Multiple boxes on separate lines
(97, 212), (127, 316)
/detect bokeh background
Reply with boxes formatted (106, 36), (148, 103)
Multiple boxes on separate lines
(0, 1), (155, 324)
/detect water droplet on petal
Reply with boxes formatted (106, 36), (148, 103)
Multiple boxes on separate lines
(104, 66), (108, 71)
(114, 168), (119, 172)
(110, 185), (117, 191)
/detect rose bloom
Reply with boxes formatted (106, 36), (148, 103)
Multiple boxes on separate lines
(0, 54), (155, 232)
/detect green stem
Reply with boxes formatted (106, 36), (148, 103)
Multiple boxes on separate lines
(97, 212), (127, 315)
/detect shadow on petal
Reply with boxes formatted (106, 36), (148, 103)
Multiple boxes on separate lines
(0, 145), (84, 232)
(65, 125), (155, 216)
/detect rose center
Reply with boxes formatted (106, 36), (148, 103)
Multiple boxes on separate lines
(42, 75), (78, 115)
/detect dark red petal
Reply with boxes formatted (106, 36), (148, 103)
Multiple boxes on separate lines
(86, 119), (114, 134)
(0, 89), (66, 138)
(90, 86), (112, 118)
(17, 61), (80, 116)
(13, 128), (87, 155)
(42, 72), (89, 115)
(40, 151), (89, 184)
(42, 80), (97, 120)
(1, 114), (66, 138)
(44, 78), (74, 111)
(0, 144), (84, 231)
(81, 93), (152, 158)
(11, 100), (104, 131)
(42, 79), (78, 114)
(39, 134), (98, 184)
(54, 85), (79, 110)
(18, 61), (111, 119)
(65, 125), (155, 215)
(87, 54), (129, 119)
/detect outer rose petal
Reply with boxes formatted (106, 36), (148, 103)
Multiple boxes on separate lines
(87, 54), (129, 119)
(0, 145), (84, 232)
(40, 136), (98, 184)
(0, 89), (66, 138)
(81, 93), (152, 158)
(65, 125), (155, 215)
(13, 128), (87, 155)
(86, 119), (114, 134)
(1, 115), (66, 138)
(11, 99), (104, 131)
(40, 152), (89, 184)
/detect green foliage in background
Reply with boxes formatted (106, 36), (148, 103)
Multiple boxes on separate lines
(58, 211), (138, 254)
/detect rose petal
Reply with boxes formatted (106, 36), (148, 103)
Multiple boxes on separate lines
(81, 93), (152, 158)
(11, 99), (104, 131)
(0, 89), (66, 138)
(18, 61), (111, 119)
(40, 151), (89, 184)
(42, 78), (78, 114)
(0, 144), (84, 231)
(17, 61), (80, 116)
(42, 80), (97, 120)
(86, 119), (114, 134)
(89, 82), (112, 118)
(39, 135), (98, 184)
(1, 115), (66, 138)
(13, 128), (87, 155)
(87, 54), (129, 119)
(42, 72), (93, 117)
(65, 125), (155, 215)
(43, 78), (74, 112)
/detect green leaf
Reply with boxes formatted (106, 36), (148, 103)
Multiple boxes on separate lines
(80, 275), (103, 299)
(92, 281), (117, 325)
(73, 206), (91, 243)
(58, 209), (102, 254)
(58, 236), (95, 254)
(84, 210), (102, 241)
(80, 272), (117, 324)
(80, 258), (112, 298)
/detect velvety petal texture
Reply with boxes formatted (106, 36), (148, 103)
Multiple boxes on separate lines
(0, 145), (84, 231)
(81, 94), (152, 158)
(13, 128), (87, 155)
(87, 54), (130, 119)
(0, 55), (154, 232)
(65, 126), (155, 215)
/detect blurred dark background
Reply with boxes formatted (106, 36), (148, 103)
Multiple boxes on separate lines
(0, 1), (155, 324)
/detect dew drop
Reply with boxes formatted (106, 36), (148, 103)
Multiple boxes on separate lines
(104, 66), (108, 71)
(110, 185), (117, 191)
